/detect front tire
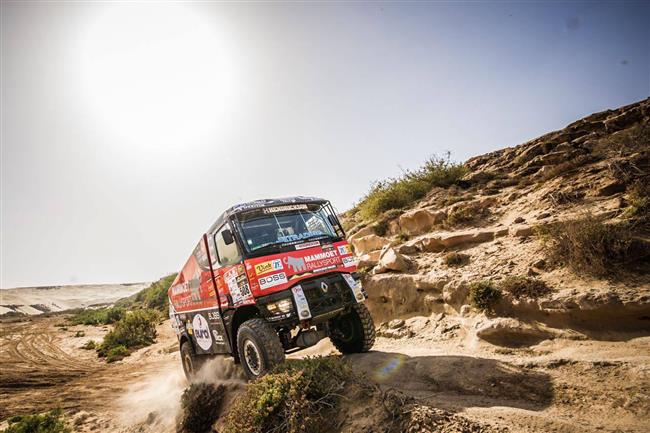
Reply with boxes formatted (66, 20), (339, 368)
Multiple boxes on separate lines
(180, 340), (209, 382)
(329, 303), (376, 354)
(236, 318), (285, 380)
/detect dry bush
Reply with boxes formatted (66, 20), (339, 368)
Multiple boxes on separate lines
(223, 357), (353, 433)
(443, 252), (469, 267)
(539, 154), (597, 181)
(469, 281), (501, 311)
(547, 190), (585, 206)
(446, 202), (490, 226)
(538, 215), (646, 278)
(622, 179), (650, 226)
(499, 276), (552, 300)
(177, 382), (225, 433)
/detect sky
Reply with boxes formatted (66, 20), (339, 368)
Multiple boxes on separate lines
(1, 1), (648, 288)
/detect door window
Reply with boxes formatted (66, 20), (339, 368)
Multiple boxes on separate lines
(214, 224), (241, 266)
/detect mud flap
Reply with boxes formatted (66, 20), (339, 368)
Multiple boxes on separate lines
(342, 274), (365, 303)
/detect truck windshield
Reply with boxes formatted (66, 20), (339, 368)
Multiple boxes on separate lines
(236, 204), (339, 253)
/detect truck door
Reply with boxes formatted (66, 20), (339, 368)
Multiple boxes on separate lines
(190, 236), (230, 355)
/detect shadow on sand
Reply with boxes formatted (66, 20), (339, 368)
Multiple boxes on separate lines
(345, 351), (554, 411)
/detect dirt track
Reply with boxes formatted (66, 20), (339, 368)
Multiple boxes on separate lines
(1, 314), (649, 433)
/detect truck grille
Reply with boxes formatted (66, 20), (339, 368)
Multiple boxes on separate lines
(300, 274), (353, 317)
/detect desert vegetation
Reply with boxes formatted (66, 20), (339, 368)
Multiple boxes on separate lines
(499, 276), (552, 300)
(177, 383), (226, 433)
(469, 280), (501, 312)
(115, 273), (177, 314)
(356, 154), (467, 220)
(2, 409), (69, 433)
(68, 306), (125, 326)
(96, 309), (159, 362)
(538, 215), (646, 278)
(223, 357), (355, 433)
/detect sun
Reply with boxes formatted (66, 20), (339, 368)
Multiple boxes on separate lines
(75, 3), (238, 153)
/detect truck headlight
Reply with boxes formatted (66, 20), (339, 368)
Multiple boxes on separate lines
(266, 298), (293, 315)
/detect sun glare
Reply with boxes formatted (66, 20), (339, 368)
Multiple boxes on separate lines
(76, 4), (237, 153)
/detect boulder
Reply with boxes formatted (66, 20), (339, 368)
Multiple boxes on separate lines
(595, 180), (626, 197)
(442, 280), (469, 307)
(375, 247), (411, 274)
(397, 241), (420, 255)
(475, 318), (554, 346)
(349, 226), (375, 242)
(351, 234), (390, 255)
(438, 230), (494, 248)
(509, 225), (533, 237)
(419, 236), (445, 252)
(399, 208), (446, 235)
(357, 250), (381, 269)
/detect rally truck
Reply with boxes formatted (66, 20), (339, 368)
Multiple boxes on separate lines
(168, 197), (375, 380)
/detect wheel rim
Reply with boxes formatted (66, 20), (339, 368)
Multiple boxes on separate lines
(335, 315), (356, 342)
(243, 339), (262, 376)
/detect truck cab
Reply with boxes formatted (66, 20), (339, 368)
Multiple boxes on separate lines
(168, 197), (375, 380)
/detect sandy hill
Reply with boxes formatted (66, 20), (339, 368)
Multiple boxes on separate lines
(344, 97), (649, 343)
(0, 283), (148, 316)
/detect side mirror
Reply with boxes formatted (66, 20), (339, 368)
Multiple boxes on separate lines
(327, 214), (338, 227)
(221, 229), (235, 245)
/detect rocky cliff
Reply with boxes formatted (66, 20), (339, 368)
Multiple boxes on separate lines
(345, 97), (650, 345)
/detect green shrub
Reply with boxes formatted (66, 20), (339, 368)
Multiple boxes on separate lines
(223, 357), (353, 433)
(177, 383), (225, 433)
(68, 307), (125, 326)
(538, 216), (644, 277)
(3, 409), (70, 433)
(443, 252), (469, 267)
(397, 232), (410, 242)
(469, 281), (501, 311)
(357, 154), (467, 220)
(373, 220), (390, 236)
(499, 276), (551, 299)
(81, 340), (96, 350)
(97, 309), (158, 360)
(117, 274), (177, 314)
(105, 345), (129, 363)
(74, 331), (85, 338)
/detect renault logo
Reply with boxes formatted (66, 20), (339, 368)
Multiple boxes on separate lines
(320, 282), (329, 293)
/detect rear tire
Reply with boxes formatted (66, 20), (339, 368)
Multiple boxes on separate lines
(180, 341), (209, 382)
(329, 303), (376, 354)
(236, 318), (285, 380)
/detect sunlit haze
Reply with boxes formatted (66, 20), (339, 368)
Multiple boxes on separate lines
(1, 1), (648, 288)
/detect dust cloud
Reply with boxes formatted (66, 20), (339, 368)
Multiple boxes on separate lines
(117, 357), (245, 431)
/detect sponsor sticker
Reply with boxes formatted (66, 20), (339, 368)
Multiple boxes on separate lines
(337, 245), (351, 255)
(224, 266), (251, 305)
(263, 204), (308, 214)
(283, 250), (341, 274)
(255, 259), (284, 276)
(171, 283), (189, 296)
(342, 256), (357, 268)
(295, 241), (320, 250)
(291, 285), (312, 320)
(192, 314), (213, 350)
(258, 272), (288, 290)
(342, 274), (365, 303)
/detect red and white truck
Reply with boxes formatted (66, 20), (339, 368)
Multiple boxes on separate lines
(168, 197), (375, 380)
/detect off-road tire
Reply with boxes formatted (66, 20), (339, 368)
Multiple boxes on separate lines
(180, 340), (209, 382)
(329, 303), (376, 354)
(237, 318), (285, 380)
